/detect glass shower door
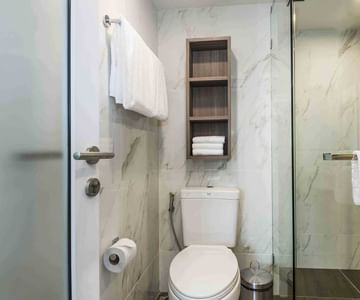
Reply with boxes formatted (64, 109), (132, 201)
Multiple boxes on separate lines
(294, 0), (360, 297)
(271, 0), (294, 297)
(0, 1), (70, 299)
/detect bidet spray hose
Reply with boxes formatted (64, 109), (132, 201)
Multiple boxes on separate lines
(168, 193), (183, 251)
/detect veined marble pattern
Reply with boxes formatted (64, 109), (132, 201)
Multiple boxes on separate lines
(295, 29), (360, 269)
(158, 4), (272, 291)
(98, 0), (160, 299)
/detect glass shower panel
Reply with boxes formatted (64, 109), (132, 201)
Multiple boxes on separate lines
(0, 1), (69, 299)
(294, 0), (360, 297)
(271, 0), (293, 297)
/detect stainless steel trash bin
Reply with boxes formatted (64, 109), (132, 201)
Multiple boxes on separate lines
(240, 262), (273, 300)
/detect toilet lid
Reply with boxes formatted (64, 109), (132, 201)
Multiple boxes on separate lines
(169, 245), (239, 299)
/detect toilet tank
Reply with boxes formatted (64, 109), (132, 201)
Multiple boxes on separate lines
(181, 187), (240, 247)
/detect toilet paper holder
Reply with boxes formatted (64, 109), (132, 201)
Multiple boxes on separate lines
(104, 237), (137, 273)
(109, 237), (120, 265)
(112, 237), (120, 244)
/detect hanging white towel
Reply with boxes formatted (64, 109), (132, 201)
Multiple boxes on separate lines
(192, 143), (223, 150)
(193, 149), (224, 156)
(109, 17), (168, 120)
(352, 151), (360, 205)
(192, 136), (225, 144)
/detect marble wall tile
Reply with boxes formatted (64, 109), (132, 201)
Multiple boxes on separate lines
(157, 4), (272, 290)
(125, 255), (159, 300)
(235, 253), (273, 272)
(295, 29), (360, 268)
(98, 0), (160, 299)
(159, 250), (178, 292)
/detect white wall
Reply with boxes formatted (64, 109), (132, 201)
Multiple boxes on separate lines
(98, 1), (160, 300)
(157, 4), (272, 291)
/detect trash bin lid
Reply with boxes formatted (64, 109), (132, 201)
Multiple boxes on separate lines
(241, 261), (273, 290)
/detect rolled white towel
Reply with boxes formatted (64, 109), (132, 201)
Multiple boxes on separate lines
(192, 143), (223, 150)
(193, 149), (224, 156)
(192, 136), (225, 144)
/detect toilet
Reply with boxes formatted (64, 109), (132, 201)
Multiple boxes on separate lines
(168, 187), (240, 300)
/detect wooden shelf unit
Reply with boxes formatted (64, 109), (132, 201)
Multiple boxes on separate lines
(186, 37), (231, 160)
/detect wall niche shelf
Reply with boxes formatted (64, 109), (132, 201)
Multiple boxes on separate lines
(186, 37), (231, 160)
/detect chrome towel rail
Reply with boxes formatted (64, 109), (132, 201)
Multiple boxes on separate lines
(103, 15), (121, 28)
(73, 146), (115, 165)
(323, 152), (358, 161)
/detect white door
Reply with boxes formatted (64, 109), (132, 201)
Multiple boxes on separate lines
(0, 1), (104, 299)
(71, 0), (103, 300)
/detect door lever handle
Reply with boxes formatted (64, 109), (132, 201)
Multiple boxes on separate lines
(73, 146), (115, 165)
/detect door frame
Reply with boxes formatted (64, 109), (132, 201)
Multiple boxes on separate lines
(70, 0), (100, 299)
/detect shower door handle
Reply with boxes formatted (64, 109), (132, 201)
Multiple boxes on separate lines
(73, 146), (115, 165)
(323, 152), (358, 161)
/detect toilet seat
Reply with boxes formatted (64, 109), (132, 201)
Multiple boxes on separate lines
(169, 245), (239, 300)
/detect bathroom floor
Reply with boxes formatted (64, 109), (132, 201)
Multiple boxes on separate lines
(296, 268), (360, 299)
(157, 269), (360, 300)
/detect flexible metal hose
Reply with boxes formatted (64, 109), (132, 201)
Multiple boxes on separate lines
(168, 193), (183, 251)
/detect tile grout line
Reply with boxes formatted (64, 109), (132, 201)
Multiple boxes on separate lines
(339, 270), (360, 297)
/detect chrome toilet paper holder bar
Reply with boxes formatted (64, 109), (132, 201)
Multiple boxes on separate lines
(112, 237), (120, 245)
(109, 237), (120, 265)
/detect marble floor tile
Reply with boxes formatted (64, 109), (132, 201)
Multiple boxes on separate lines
(295, 269), (360, 298)
(341, 270), (360, 292)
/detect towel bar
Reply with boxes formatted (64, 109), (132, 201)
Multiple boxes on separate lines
(323, 152), (358, 161)
(103, 15), (121, 28)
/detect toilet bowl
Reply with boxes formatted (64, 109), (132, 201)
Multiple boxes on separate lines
(168, 246), (240, 300)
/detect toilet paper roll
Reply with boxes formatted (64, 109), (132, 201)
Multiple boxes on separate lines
(103, 238), (137, 273)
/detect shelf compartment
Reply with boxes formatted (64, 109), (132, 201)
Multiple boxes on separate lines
(189, 38), (228, 51)
(190, 120), (229, 157)
(190, 85), (228, 117)
(189, 38), (229, 78)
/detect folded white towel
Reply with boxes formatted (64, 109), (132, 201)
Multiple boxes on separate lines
(192, 143), (223, 150)
(352, 151), (360, 205)
(109, 18), (168, 120)
(193, 149), (224, 156)
(192, 136), (225, 144)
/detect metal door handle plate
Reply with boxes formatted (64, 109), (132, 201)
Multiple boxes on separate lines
(85, 178), (101, 197)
